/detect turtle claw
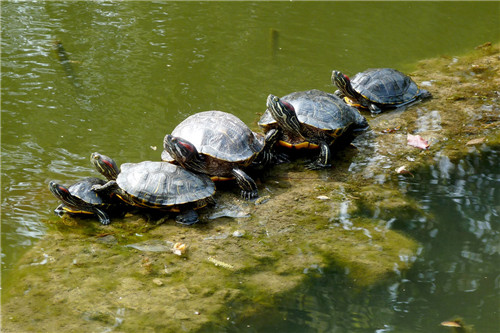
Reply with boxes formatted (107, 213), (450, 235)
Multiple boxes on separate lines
(240, 189), (258, 200)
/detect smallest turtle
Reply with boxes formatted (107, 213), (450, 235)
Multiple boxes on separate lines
(49, 177), (120, 225)
(332, 68), (432, 113)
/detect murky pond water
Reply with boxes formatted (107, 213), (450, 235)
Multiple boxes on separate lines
(2, 1), (499, 331)
(224, 148), (500, 333)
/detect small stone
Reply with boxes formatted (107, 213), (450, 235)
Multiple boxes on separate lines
(316, 195), (329, 200)
(232, 230), (245, 237)
(152, 278), (163, 286)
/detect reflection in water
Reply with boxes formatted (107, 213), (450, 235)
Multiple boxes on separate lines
(228, 149), (499, 332)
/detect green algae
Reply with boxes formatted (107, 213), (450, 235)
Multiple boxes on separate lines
(3, 43), (500, 332)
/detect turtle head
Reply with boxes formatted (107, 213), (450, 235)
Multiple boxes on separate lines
(266, 94), (302, 137)
(49, 181), (71, 201)
(90, 152), (120, 181)
(48, 181), (81, 209)
(332, 70), (357, 100)
(163, 135), (205, 173)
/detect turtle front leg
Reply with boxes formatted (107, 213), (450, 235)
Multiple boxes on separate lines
(255, 128), (278, 166)
(231, 168), (258, 199)
(91, 180), (117, 193)
(254, 129), (288, 165)
(306, 141), (332, 170)
(54, 204), (66, 217)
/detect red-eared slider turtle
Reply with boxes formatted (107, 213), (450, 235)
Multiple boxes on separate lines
(162, 111), (278, 199)
(90, 152), (215, 225)
(332, 68), (432, 113)
(259, 89), (369, 169)
(48, 177), (118, 225)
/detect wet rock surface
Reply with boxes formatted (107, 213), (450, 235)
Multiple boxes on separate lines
(2, 44), (499, 332)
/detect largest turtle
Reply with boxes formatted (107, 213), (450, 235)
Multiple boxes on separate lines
(90, 152), (215, 225)
(259, 89), (369, 169)
(162, 110), (278, 199)
(332, 68), (432, 113)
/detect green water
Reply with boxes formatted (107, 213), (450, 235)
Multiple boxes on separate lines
(1, 1), (499, 331)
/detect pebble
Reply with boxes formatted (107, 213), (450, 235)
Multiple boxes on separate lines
(232, 230), (245, 237)
(152, 278), (163, 286)
(316, 195), (330, 200)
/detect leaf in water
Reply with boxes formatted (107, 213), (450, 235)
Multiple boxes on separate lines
(466, 137), (485, 145)
(407, 133), (430, 149)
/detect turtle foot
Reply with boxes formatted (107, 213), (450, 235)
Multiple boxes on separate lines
(175, 210), (199, 225)
(241, 189), (258, 200)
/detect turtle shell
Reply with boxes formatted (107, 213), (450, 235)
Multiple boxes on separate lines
(164, 111), (264, 163)
(350, 68), (420, 105)
(259, 89), (367, 135)
(68, 177), (108, 207)
(117, 161), (215, 208)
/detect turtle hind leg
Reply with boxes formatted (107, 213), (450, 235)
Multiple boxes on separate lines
(175, 209), (199, 225)
(93, 207), (111, 225)
(231, 168), (258, 199)
(306, 141), (332, 170)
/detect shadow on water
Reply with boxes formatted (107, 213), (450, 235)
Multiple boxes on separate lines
(222, 148), (500, 333)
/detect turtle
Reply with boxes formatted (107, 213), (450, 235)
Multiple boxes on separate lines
(161, 110), (279, 199)
(90, 152), (215, 225)
(258, 89), (369, 169)
(332, 68), (432, 113)
(48, 177), (119, 225)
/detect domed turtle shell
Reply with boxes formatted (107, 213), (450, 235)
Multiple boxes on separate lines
(350, 68), (420, 105)
(66, 177), (108, 206)
(116, 161), (215, 208)
(259, 89), (368, 139)
(161, 111), (264, 164)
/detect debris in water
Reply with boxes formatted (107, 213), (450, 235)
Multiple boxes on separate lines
(207, 256), (234, 270)
(172, 242), (187, 256)
(209, 204), (250, 219)
(254, 195), (270, 205)
(381, 125), (401, 133)
(125, 239), (174, 252)
(407, 133), (430, 149)
(395, 165), (414, 177)
(466, 137), (485, 145)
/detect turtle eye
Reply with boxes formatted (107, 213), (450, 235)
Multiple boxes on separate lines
(273, 96), (279, 102)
